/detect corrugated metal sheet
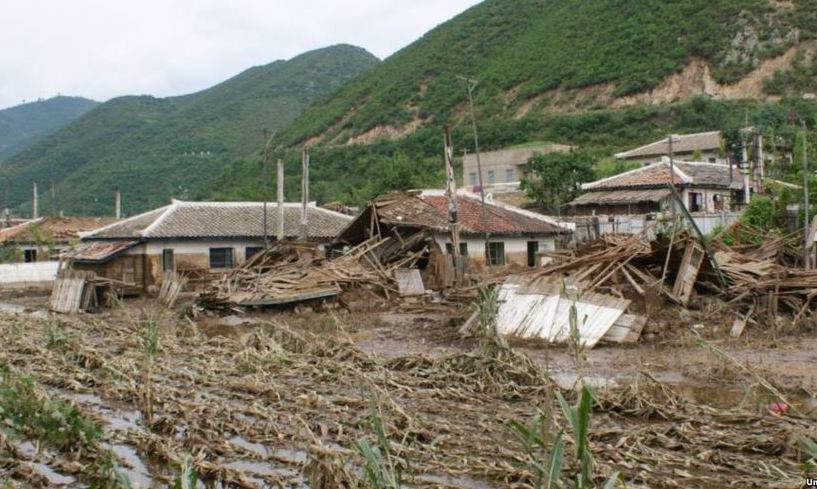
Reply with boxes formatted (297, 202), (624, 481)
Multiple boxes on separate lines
(496, 277), (629, 348)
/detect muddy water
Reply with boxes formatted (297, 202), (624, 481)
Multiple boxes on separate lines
(0, 301), (48, 318)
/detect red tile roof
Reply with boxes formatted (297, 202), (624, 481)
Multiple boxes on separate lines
(373, 191), (567, 236)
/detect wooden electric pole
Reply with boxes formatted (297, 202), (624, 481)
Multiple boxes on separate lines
(277, 159), (285, 242)
(300, 149), (309, 241)
(443, 125), (462, 282)
(260, 130), (274, 248)
(459, 76), (490, 266)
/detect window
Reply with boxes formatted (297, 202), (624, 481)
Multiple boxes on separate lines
(445, 242), (468, 256)
(245, 246), (263, 261)
(209, 247), (234, 269)
(161, 249), (174, 272)
(487, 170), (495, 184)
(486, 242), (505, 266)
(468, 172), (477, 186)
(688, 192), (703, 212)
(505, 168), (515, 182)
(23, 249), (37, 263)
(709, 157), (717, 163)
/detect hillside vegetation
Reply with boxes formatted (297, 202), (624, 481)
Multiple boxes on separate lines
(213, 0), (817, 206)
(0, 96), (98, 162)
(0, 45), (378, 216)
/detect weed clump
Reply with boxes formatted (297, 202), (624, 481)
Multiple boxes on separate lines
(0, 363), (101, 451)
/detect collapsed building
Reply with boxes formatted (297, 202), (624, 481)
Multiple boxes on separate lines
(336, 189), (573, 269)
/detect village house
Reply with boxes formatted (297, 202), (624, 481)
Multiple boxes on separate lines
(337, 189), (572, 270)
(615, 131), (725, 165)
(462, 142), (572, 193)
(0, 216), (117, 262)
(66, 200), (352, 292)
(569, 159), (745, 216)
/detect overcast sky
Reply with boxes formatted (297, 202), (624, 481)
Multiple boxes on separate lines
(0, 0), (481, 110)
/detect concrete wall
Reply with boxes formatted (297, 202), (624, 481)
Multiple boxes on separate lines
(679, 187), (734, 213)
(0, 261), (59, 289)
(432, 233), (555, 269)
(624, 150), (724, 166)
(462, 143), (572, 189)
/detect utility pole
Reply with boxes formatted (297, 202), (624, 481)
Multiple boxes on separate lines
(32, 182), (38, 219)
(277, 159), (285, 242)
(802, 118), (810, 269)
(459, 76), (490, 266)
(668, 135), (676, 221)
(300, 149), (309, 241)
(260, 130), (274, 248)
(443, 125), (462, 283)
(115, 189), (122, 219)
(50, 181), (56, 217)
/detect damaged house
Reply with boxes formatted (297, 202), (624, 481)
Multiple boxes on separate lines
(569, 159), (746, 216)
(0, 216), (117, 263)
(337, 190), (572, 270)
(65, 200), (352, 292)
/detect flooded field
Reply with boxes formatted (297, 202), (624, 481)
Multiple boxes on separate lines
(0, 295), (815, 487)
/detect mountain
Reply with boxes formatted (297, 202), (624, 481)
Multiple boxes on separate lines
(213, 0), (817, 205)
(0, 96), (98, 161)
(0, 44), (379, 215)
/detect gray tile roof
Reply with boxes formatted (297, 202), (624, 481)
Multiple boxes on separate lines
(83, 201), (352, 240)
(569, 188), (671, 206)
(582, 160), (743, 191)
(615, 131), (721, 159)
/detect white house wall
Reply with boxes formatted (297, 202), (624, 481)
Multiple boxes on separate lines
(431, 233), (555, 268)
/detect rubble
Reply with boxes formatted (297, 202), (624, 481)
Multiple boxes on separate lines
(197, 234), (432, 312)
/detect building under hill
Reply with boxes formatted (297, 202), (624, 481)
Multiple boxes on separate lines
(569, 159), (746, 216)
(66, 200), (352, 292)
(462, 143), (572, 194)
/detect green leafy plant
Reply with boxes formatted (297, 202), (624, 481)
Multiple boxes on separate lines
(353, 404), (404, 489)
(0, 363), (101, 450)
(509, 385), (620, 489)
(522, 150), (596, 214)
(172, 457), (198, 489)
(802, 437), (817, 473)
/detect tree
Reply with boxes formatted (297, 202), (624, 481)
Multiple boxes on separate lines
(521, 150), (595, 214)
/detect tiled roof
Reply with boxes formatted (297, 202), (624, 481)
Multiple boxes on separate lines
(582, 160), (742, 191)
(373, 190), (569, 236)
(83, 200), (352, 240)
(615, 131), (721, 159)
(0, 216), (119, 244)
(569, 188), (672, 206)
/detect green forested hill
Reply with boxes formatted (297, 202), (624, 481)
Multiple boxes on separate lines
(0, 96), (98, 161)
(0, 45), (378, 215)
(213, 0), (817, 205)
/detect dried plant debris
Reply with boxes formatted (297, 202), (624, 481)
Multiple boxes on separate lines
(0, 309), (815, 488)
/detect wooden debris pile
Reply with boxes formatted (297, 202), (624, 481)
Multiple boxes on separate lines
(198, 232), (432, 312)
(510, 221), (817, 339)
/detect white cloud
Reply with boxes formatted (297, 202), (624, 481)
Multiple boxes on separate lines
(0, 0), (481, 109)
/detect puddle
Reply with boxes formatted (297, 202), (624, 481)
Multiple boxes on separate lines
(230, 436), (268, 457)
(416, 473), (493, 489)
(16, 440), (37, 458)
(69, 392), (104, 405)
(99, 408), (142, 432)
(0, 301), (48, 318)
(551, 372), (618, 391)
(103, 443), (154, 488)
(30, 462), (75, 485)
(676, 384), (816, 415)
